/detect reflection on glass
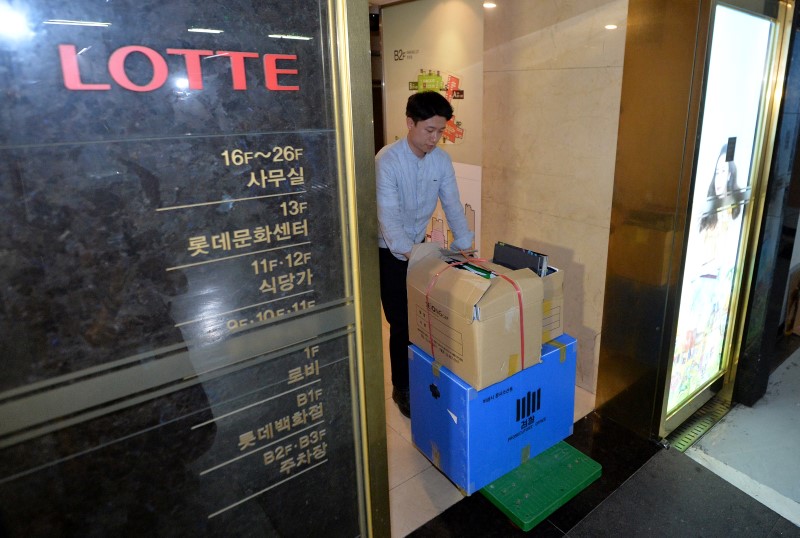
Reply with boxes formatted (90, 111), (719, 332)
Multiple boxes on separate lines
(43, 19), (112, 27)
(668, 5), (773, 413)
(0, 4), (34, 39)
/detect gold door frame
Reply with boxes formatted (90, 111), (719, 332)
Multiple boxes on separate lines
(329, 0), (390, 534)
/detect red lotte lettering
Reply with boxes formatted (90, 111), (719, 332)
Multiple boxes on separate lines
(58, 44), (300, 92)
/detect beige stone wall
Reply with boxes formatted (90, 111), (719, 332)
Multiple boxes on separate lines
(482, 0), (628, 403)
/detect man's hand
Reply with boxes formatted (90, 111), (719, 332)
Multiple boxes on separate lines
(403, 251), (412, 260)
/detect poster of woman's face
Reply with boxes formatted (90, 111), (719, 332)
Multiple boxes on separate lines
(668, 5), (773, 413)
(700, 141), (744, 232)
(713, 155), (731, 197)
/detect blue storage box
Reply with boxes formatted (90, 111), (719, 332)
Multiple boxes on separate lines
(409, 334), (576, 495)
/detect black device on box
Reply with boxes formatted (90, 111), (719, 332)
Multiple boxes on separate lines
(492, 241), (548, 276)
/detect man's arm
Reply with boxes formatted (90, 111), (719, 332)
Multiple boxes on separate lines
(376, 150), (415, 260)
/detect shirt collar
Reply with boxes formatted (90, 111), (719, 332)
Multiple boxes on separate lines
(401, 137), (428, 160)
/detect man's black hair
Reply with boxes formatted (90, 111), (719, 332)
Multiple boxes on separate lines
(406, 91), (453, 123)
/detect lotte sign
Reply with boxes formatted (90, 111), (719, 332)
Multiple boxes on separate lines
(58, 44), (300, 92)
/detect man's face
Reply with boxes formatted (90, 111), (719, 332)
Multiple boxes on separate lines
(406, 115), (448, 157)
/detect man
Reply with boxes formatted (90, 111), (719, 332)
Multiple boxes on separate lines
(375, 92), (474, 418)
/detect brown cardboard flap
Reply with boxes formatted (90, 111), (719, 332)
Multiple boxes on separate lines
(541, 267), (563, 294)
(474, 268), (542, 321)
(407, 245), (491, 322)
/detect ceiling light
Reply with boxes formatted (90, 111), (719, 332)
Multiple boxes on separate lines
(605, 24), (618, 30)
(188, 27), (223, 34)
(483, 2), (497, 7)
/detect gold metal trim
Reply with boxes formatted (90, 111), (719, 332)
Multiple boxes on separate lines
(666, 395), (731, 452)
(328, 0), (390, 535)
(719, 0), (794, 405)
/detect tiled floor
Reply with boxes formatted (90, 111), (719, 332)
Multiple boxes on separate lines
(383, 327), (464, 537)
(383, 321), (800, 536)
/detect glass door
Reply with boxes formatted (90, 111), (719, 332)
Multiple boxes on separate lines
(0, 0), (384, 535)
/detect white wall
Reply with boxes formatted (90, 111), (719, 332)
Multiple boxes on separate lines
(382, 0), (484, 251)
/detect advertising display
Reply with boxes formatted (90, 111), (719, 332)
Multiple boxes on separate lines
(668, 4), (774, 414)
(0, 0), (373, 535)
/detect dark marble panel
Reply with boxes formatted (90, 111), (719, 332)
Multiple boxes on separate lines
(0, 129), (343, 388)
(0, 0), (332, 145)
(0, 0), (361, 535)
(0, 336), (360, 537)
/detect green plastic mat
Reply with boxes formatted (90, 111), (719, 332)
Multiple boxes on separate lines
(480, 441), (602, 531)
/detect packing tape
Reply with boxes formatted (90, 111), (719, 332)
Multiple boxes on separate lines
(431, 361), (442, 377)
(550, 339), (568, 363)
(431, 443), (441, 468)
(508, 353), (520, 375)
(492, 272), (526, 369)
(521, 445), (530, 464)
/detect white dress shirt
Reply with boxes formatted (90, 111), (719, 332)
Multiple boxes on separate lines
(376, 137), (474, 260)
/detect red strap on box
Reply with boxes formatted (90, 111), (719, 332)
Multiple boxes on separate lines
(423, 253), (526, 369)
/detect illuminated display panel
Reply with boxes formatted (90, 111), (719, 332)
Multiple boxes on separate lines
(668, 4), (773, 413)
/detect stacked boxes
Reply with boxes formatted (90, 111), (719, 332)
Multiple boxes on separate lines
(406, 243), (544, 390)
(406, 243), (565, 390)
(409, 334), (577, 495)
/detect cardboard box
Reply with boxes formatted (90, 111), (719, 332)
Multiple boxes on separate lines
(409, 334), (577, 494)
(541, 267), (564, 342)
(490, 241), (564, 342)
(407, 243), (543, 390)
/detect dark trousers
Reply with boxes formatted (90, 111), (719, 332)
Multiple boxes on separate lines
(379, 247), (410, 391)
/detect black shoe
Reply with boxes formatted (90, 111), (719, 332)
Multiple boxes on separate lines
(392, 388), (411, 418)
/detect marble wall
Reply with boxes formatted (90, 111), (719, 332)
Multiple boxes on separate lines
(482, 0), (629, 398)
